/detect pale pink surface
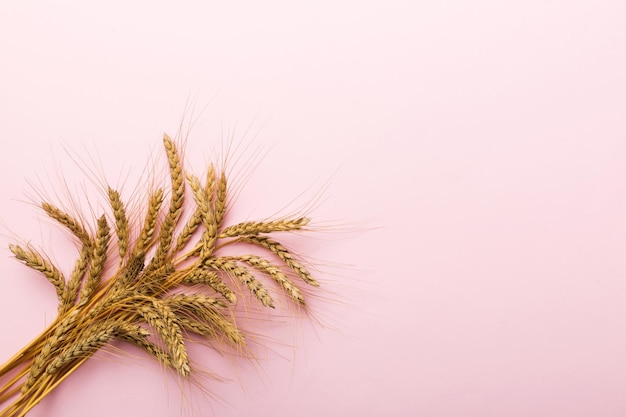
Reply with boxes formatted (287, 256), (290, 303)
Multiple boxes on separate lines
(1, 1), (626, 416)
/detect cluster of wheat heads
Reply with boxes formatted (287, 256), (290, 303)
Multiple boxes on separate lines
(0, 134), (319, 417)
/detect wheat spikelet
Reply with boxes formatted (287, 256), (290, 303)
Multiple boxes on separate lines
(133, 188), (164, 257)
(236, 255), (305, 304)
(205, 258), (274, 308)
(108, 187), (129, 263)
(41, 202), (91, 248)
(60, 245), (91, 315)
(182, 269), (237, 304)
(241, 235), (319, 287)
(138, 298), (190, 376)
(78, 215), (110, 305)
(9, 244), (65, 306)
(219, 217), (310, 238)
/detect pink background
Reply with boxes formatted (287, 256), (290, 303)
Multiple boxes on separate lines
(1, 1), (626, 416)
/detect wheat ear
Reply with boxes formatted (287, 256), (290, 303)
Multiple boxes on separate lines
(78, 215), (110, 305)
(22, 310), (79, 393)
(241, 235), (319, 286)
(133, 188), (164, 257)
(41, 202), (91, 248)
(118, 324), (174, 369)
(174, 164), (216, 253)
(108, 187), (129, 263)
(205, 258), (274, 308)
(236, 255), (305, 304)
(9, 244), (65, 307)
(59, 244), (91, 314)
(219, 217), (310, 238)
(45, 321), (120, 375)
(182, 268), (237, 304)
(151, 134), (185, 268)
(137, 298), (190, 376)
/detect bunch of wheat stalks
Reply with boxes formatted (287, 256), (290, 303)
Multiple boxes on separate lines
(0, 134), (319, 416)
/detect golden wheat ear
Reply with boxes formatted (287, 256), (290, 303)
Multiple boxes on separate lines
(0, 133), (327, 417)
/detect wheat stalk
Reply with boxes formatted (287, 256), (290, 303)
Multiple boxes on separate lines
(0, 133), (324, 417)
